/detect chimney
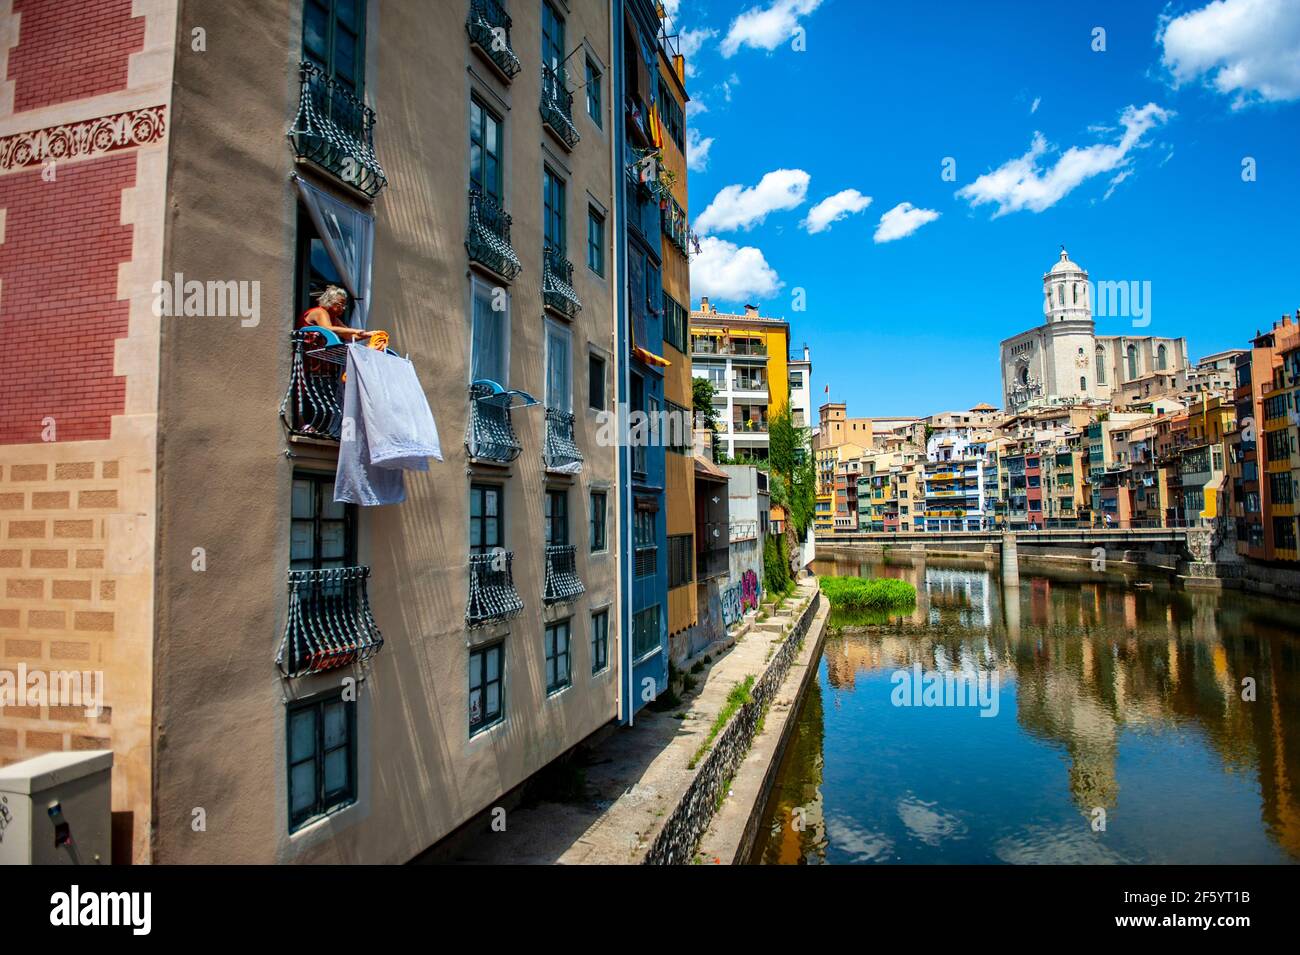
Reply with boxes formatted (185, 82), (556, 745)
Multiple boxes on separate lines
(698, 296), (711, 314)
(803, 343), (810, 361)
(744, 303), (759, 317)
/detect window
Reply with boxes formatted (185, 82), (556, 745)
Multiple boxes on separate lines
(585, 58), (602, 126)
(668, 534), (692, 588)
(590, 610), (609, 673)
(587, 208), (605, 276)
(789, 371), (804, 389)
(1096, 347), (1106, 384)
(646, 262), (661, 315)
(470, 276), (509, 385)
(468, 642), (504, 733)
(541, 1), (564, 73)
(543, 167), (566, 253)
(588, 352), (606, 410)
(665, 400), (691, 453)
(634, 508), (656, 576)
(287, 691), (356, 832)
(291, 472), (355, 571)
(545, 489), (569, 546)
(1080, 376), (1087, 390)
(545, 321), (573, 415)
(662, 292), (687, 353)
(632, 605), (660, 660)
(544, 619), (571, 693)
(1157, 344), (1168, 370)
(469, 484), (503, 556)
(294, 177), (374, 327)
(590, 490), (607, 552)
(303, 0), (365, 93)
(470, 97), (503, 201)
(657, 75), (685, 150)
(1127, 344), (1139, 381)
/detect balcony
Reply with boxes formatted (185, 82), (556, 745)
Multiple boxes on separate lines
(540, 66), (580, 149)
(466, 551), (525, 627)
(281, 329), (344, 440)
(544, 407), (583, 473)
(543, 543), (585, 604)
(466, 0), (521, 80)
(731, 377), (768, 395)
(277, 566), (384, 678)
(288, 60), (387, 200)
(466, 189), (522, 281)
(732, 418), (769, 434)
(543, 245), (582, 317)
(467, 383), (523, 463)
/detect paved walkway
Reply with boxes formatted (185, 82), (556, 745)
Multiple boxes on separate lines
(451, 578), (821, 864)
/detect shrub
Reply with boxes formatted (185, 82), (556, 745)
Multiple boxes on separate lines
(820, 576), (916, 610)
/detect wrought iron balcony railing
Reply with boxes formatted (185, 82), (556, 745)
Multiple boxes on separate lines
(467, 383), (523, 463)
(544, 543), (585, 604)
(540, 66), (580, 149)
(467, 189), (522, 280)
(542, 244), (581, 316)
(466, 551), (525, 626)
(544, 407), (583, 472)
(466, 0), (522, 79)
(278, 566), (385, 678)
(281, 329), (344, 440)
(288, 60), (387, 199)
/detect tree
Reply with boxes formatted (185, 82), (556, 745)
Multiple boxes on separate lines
(767, 403), (816, 541)
(692, 376), (721, 459)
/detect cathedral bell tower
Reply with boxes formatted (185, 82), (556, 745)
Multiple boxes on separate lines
(1044, 246), (1091, 326)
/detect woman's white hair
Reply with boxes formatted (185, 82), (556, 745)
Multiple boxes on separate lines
(316, 285), (348, 309)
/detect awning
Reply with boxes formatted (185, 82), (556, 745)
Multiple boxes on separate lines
(633, 345), (671, 368)
(694, 455), (729, 482)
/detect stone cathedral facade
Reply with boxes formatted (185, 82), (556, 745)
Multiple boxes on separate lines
(1000, 248), (1188, 413)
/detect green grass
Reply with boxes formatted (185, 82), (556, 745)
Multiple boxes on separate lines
(688, 675), (755, 769)
(820, 576), (917, 610)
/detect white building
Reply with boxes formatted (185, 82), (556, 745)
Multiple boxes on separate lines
(788, 344), (813, 431)
(1000, 248), (1189, 412)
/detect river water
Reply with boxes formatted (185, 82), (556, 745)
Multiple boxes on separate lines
(750, 553), (1300, 864)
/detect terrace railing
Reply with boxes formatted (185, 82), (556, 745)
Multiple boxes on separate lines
(277, 566), (384, 678)
(542, 244), (582, 316)
(540, 66), (580, 148)
(467, 189), (522, 280)
(288, 60), (387, 199)
(466, 551), (525, 626)
(466, 0), (522, 79)
(281, 329), (344, 440)
(543, 543), (585, 604)
(544, 407), (583, 473)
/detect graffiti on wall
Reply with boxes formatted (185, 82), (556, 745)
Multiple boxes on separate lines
(741, 570), (760, 610)
(721, 570), (762, 626)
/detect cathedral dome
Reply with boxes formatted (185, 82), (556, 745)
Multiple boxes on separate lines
(1048, 247), (1084, 274)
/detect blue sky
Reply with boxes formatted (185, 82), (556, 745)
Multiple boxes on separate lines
(670, 0), (1300, 416)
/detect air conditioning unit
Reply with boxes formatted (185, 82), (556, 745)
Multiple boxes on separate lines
(0, 750), (112, 865)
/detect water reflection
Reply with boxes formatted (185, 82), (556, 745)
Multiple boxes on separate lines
(752, 555), (1300, 864)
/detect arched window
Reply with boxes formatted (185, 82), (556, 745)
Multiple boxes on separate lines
(1019, 366), (1029, 385)
(1058, 285), (1064, 305)
(1073, 284), (1078, 304)
(1157, 344), (1167, 370)
(1127, 344), (1138, 380)
(1096, 347), (1106, 384)
(1081, 376), (1087, 390)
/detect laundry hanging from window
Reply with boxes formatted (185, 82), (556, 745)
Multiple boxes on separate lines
(335, 345), (443, 506)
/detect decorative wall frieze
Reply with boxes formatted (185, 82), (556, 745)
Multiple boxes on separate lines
(0, 104), (165, 171)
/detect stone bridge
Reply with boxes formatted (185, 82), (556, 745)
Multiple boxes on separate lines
(816, 524), (1235, 587)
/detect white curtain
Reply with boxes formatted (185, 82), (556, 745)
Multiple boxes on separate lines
(546, 322), (572, 412)
(471, 278), (509, 385)
(295, 175), (374, 328)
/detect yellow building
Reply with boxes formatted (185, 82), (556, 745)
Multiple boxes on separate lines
(657, 34), (698, 638)
(689, 301), (789, 462)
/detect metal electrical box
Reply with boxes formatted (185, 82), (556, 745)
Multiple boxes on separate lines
(0, 750), (112, 865)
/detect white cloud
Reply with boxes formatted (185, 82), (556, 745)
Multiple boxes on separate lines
(694, 168), (810, 234)
(690, 236), (783, 301)
(686, 127), (714, 172)
(955, 103), (1173, 217)
(1030, 96), (1041, 113)
(873, 203), (940, 243)
(661, 0), (681, 23)
(1159, 0), (1300, 106)
(721, 0), (822, 57)
(678, 27), (717, 78)
(802, 189), (873, 234)
(685, 99), (708, 118)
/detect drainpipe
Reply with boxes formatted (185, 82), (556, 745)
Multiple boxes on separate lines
(611, 0), (633, 726)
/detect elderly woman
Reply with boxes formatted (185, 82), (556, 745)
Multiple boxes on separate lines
(297, 285), (375, 340)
